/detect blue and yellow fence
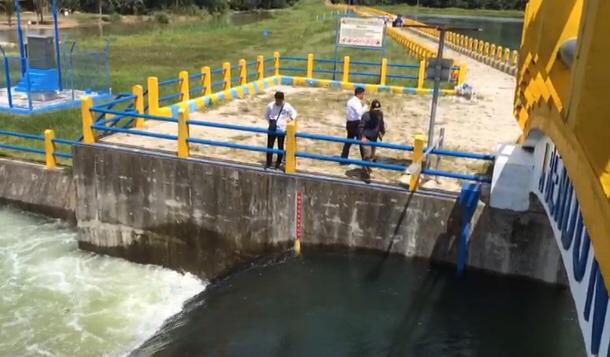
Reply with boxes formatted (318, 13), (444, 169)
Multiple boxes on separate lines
(0, 129), (78, 169)
(135, 52), (462, 121)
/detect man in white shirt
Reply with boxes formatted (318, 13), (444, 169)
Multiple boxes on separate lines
(265, 91), (297, 170)
(341, 87), (368, 162)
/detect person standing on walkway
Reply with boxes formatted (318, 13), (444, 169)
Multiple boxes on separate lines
(265, 91), (297, 170)
(359, 99), (386, 179)
(341, 87), (368, 163)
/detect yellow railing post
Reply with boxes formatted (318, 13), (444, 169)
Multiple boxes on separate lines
(504, 49), (511, 64)
(409, 134), (425, 191)
(222, 62), (231, 91)
(239, 58), (247, 85)
(342, 56), (350, 83)
(177, 108), (190, 158)
(44, 129), (56, 169)
(512, 50), (519, 66)
(256, 55), (264, 80)
(417, 59), (426, 89)
(147, 76), (159, 115)
(380, 57), (388, 86)
(306, 53), (314, 78)
(473, 40), (479, 53)
(496, 46), (503, 61)
(457, 63), (467, 86)
(179, 70), (189, 102)
(285, 121), (297, 174)
(202, 66), (211, 96)
(490, 44), (496, 59)
(133, 84), (144, 128)
(81, 96), (95, 144)
(273, 51), (280, 76)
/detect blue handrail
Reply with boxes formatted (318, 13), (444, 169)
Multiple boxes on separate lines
(0, 130), (44, 141)
(159, 78), (181, 86)
(188, 119), (277, 135)
(297, 131), (414, 151)
(188, 137), (283, 155)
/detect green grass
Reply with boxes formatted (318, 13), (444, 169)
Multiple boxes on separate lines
(0, 0), (435, 164)
(380, 4), (523, 18)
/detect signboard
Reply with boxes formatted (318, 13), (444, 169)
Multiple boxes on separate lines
(337, 17), (385, 48)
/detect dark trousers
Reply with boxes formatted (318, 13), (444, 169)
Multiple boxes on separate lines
(266, 133), (285, 168)
(341, 120), (362, 159)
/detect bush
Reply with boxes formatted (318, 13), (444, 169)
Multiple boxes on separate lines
(154, 11), (170, 24)
(110, 12), (122, 22)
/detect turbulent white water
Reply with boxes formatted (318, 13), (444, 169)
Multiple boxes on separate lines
(0, 206), (206, 357)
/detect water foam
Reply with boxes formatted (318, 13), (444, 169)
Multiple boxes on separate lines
(0, 207), (206, 356)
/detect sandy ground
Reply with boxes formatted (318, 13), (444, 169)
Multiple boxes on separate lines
(103, 83), (519, 191)
(397, 28), (521, 142)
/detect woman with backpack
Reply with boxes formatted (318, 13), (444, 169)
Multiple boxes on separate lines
(359, 99), (386, 180)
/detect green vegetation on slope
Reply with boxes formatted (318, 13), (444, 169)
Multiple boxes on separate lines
(0, 0), (424, 163)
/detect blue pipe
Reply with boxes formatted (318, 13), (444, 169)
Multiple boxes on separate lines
(422, 168), (492, 183)
(91, 124), (178, 140)
(296, 131), (414, 151)
(296, 151), (406, 171)
(188, 137), (283, 155)
(0, 129), (44, 140)
(90, 107), (177, 123)
(0, 143), (45, 155)
(15, 0), (26, 76)
(430, 148), (495, 161)
(51, 0), (62, 90)
(3, 56), (13, 108)
(188, 119), (278, 135)
(386, 74), (418, 80)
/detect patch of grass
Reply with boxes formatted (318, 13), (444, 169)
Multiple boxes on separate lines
(0, 0), (444, 164)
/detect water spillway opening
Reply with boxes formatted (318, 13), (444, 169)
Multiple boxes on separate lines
(135, 252), (585, 357)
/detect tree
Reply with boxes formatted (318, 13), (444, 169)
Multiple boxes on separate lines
(1, 0), (16, 27)
(33, 0), (47, 23)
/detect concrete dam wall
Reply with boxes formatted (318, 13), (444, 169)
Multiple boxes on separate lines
(72, 145), (566, 283)
(0, 158), (75, 222)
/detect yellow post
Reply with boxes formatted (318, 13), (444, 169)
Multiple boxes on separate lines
(409, 134), (425, 191)
(496, 46), (503, 61)
(342, 56), (350, 83)
(177, 108), (190, 158)
(222, 62), (231, 91)
(273, 51), (280, 76)
(417, 59), (426, 89)
(457, 63), (467, 86)
(179, 70), (189, 102)
(380, 58), (388, 86)
(81, 96), (95, 144)
(306, 53), (314, 78)
(44, 129), (56, 169)
(512, 50), (519, 66)
(503, 48), (511, 64)
(133, 84), (145, 128)
(285, 121), (297, 174)
(488, 43), (494, 58)
(202, 66), (211, 96)
(256, 55), (264, 80)
(473, 39), (479, 52)
(147, 76), (159, 115)
(468, 38), (473, 51)
(239, 58), (247, 85)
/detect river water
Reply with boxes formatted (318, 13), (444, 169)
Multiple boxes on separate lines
(407, 14), (523, 50)
(135, 252), (586, 357)
(0, 206), (205, 356)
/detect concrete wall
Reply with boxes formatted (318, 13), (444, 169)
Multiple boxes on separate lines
(0, 158), (75, 222)
(73, 145), (566, 284)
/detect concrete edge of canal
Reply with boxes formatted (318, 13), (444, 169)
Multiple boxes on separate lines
(0, 145), (567, 285)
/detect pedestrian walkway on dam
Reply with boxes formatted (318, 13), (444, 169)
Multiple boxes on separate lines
(357, 10), (521, 149)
